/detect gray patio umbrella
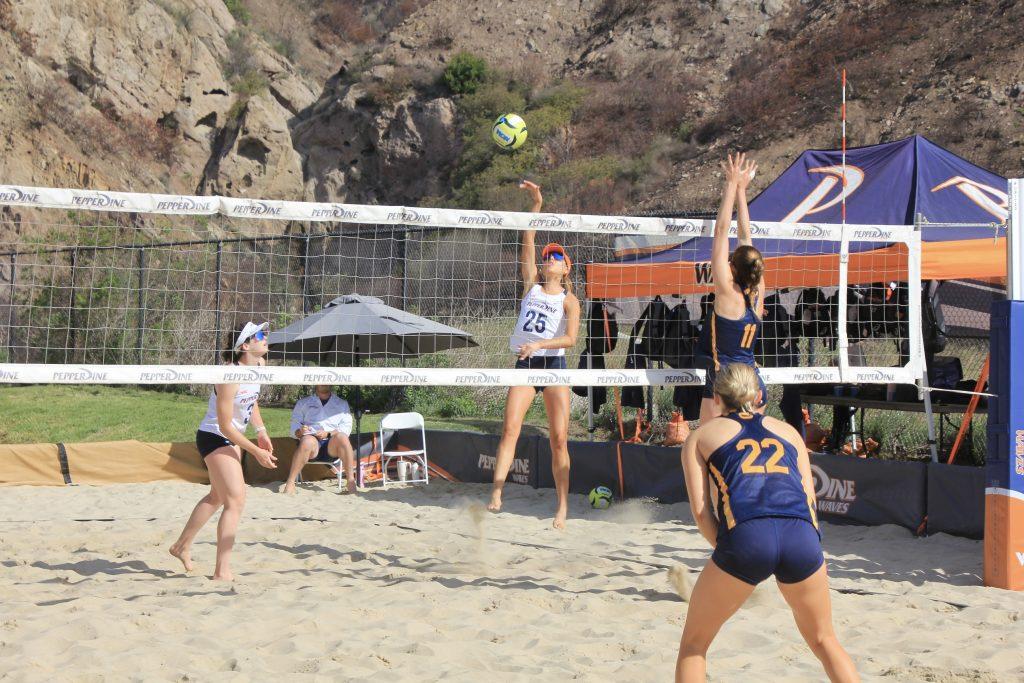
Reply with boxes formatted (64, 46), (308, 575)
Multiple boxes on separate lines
(267, 294), (478, 366)
(266, 294), (478, 483)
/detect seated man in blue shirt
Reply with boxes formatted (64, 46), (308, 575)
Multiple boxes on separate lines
(284, 385), (356, 494)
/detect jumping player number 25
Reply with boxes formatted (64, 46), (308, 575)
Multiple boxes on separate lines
(523, 311), (548, 333)
(737, 438), (790, 475)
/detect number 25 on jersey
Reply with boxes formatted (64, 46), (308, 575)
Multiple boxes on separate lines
(523, 310), (548, 333)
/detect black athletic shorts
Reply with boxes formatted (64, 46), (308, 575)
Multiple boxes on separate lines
(196, 429), (234, 458)
(514, 355), (568, 393)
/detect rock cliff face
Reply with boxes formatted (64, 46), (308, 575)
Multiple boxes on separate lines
(0, 0), (1021, 219)
(292, 82), (458, 205)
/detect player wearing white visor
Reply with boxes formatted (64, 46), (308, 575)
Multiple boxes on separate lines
(170, 321), (277, 581)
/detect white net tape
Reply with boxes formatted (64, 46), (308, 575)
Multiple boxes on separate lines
(0, 185), (921, 386)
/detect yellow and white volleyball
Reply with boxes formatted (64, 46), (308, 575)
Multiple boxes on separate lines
(589, 486), (613, 509)
(492, 113), (528, 150)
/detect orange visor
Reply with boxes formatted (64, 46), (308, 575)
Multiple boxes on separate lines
(541, 242), (572, 271)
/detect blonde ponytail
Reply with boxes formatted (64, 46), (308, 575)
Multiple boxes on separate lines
(713, 363), (761, 414)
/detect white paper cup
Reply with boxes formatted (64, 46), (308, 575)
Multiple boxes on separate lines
(397, 460), (409, 481)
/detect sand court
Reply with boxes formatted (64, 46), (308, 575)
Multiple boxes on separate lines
(0, 480), (1022, 681)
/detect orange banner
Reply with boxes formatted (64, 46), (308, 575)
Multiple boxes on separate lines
(585, 239), (1005, 299)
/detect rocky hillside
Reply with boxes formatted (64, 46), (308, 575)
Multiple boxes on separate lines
(0, 0), (1021, 222)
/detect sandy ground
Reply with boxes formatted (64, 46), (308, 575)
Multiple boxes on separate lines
(0, 480), (1022, 682)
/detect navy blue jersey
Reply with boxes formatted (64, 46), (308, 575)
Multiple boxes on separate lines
(705, 412), (817, 532)
(698, 291), (761, 371)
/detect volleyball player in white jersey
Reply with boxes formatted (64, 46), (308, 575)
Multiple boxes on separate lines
(170, 322), (277, 581)
(488, 181), (581, 529)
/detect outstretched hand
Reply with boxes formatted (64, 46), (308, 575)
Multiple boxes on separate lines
(519, 180), (543, 210)
(721, 152), (757, 189)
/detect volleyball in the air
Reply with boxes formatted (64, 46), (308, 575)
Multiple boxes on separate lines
(492, 113), (528, 150)
(589, 486), (613, 509)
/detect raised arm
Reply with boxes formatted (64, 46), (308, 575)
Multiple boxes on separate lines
(681, 431), (719, 547)
(712, 156), (740, 293)
(519, 180), (543, 293)
(735, 155), (757, 247)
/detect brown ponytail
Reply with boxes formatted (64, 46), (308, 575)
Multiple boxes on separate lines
(222, 322), (247, 364)
(730, 245), (764, 292)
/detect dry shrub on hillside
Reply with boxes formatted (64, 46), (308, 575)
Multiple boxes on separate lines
(317, 0), (429, 47)
(594, 0), (647, 28)
(511, 53), (551, 96)
(379, 0), (430, 29)
(425, 12), (455, 48)
(576, 57), (699, 156)
(0, 0), (34, 55)
(28, 80), (176, 164)
(318, 1), (376, 45)
(699, 3), (927, 145)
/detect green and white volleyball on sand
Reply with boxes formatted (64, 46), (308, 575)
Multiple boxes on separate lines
(492, 113), (528, 150)
(589, 486), (613, 509)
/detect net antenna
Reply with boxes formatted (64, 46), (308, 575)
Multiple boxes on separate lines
(0, 185), (921, 387)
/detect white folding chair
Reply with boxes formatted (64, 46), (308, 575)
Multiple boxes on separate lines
(297, 448), (344, 492)
(379, 412), (429, 488)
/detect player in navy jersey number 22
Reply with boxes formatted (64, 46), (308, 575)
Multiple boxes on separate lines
(677, 363), (858, 682)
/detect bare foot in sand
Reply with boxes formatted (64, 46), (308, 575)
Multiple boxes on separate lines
(169, 543), (193, 573)
(281, 483), (297, 495)
(553, 507), (567, 530)
(487, 488), (503, 513)
(211, 572), (233, 582)
(345, 479), (357, 494)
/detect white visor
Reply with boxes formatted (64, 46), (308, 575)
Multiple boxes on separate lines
(233, 321), (269, 350)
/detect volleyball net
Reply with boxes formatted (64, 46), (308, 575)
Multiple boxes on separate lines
(0, 186), (921, 386)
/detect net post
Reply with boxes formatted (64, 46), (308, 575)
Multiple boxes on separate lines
(7, 252), (15, 362)
(985, 177), (1024, 590)
(213, 240), (223, 364)
(584, 297), (595, 433)
(915, 213), (939, 463)
(136, 248), (146, 364)
(836, 223), (850, 381)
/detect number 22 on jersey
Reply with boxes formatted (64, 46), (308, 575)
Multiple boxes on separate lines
(737, 438), (789, 475)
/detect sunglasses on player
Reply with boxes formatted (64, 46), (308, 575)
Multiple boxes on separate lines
(546, 252), (565, 262)
(250, 330), (267, 342)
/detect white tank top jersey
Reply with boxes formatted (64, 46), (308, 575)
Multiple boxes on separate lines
(197, 379), (261, 439)
(509, 284), (568, 357)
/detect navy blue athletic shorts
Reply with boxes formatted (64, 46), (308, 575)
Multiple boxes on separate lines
(514, 355), (567, 393)
(702, 364), (768, 407)
(294, 436), (335, 463)
(712, 516), (824, 585)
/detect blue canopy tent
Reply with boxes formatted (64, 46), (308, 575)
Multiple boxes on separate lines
(588, 135), (1008, 299)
